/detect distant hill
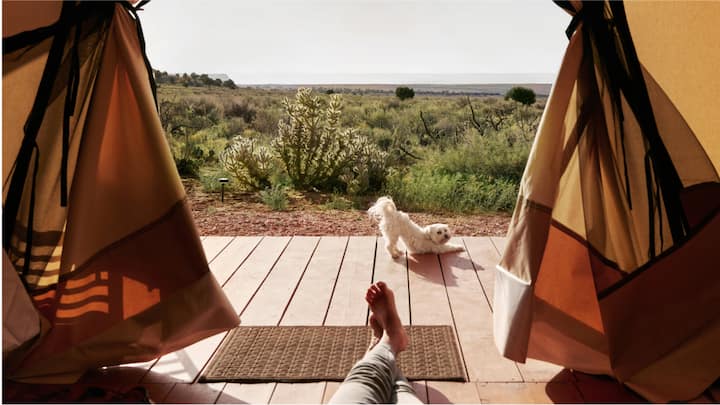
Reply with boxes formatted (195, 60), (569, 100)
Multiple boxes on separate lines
(208, 74), (231, 81)
(248, 83), (553, 97)
(154, 70), (237, 89)
(157, 70), (553, 96)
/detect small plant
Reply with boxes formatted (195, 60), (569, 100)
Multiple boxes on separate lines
(260, 184), (289, 211)
(324, 194), (354, 211)
(175, 158), (200, 178)
(221, 136), (275, 190)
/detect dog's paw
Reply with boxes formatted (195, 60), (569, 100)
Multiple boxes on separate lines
(448, 243), (464, 252)
(436, 243), (464, 254)
(390, 250), (403, 259)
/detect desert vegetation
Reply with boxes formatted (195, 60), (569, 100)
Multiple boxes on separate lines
(157, 72), (543, 213)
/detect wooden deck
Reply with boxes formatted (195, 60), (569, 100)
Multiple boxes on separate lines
(11, 235), (702, 403)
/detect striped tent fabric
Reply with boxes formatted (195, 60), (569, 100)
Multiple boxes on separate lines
(493, 1), (719, 402)
(3, 1), (239, 382)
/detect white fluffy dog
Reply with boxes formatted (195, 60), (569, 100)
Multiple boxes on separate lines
(368, 196), (464, 258)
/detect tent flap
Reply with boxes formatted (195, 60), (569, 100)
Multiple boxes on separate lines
(3, 2), (239, 382)
(494, 1), (720, 402)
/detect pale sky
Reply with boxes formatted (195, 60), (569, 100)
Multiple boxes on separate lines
(140, 0), (571, 84)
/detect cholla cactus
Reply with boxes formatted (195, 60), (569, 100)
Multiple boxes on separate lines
(274, 88), (384, 191)
(221, 136), (274, 190)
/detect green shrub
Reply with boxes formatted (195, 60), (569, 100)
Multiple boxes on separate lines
(221, 136), (275, 190)
(274, 88), (386, 192)
(395, 86), (415, 101)
(505, 86), (536, 105)
(426, 129), (531, 183)
(260, 185), (289, 211)
(323, 194), (354, 211)
(384, 167), (518, 213)
(175, 158), (200, 178)
(199, 167), (236, 193)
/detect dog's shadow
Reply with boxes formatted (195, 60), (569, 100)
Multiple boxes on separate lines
(404, 251), (483, 287)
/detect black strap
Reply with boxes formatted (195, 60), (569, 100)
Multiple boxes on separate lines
(3, 2), (114, 287)
(121, 1), (158, 110)
(558, 1), (688, 258)
(3, 22), (59, 55)
(607, 1), (688, 246)
(60, 20), (82, 207)
(3, 2), (76, 250)
(565, 7), (585, 39)
(21, 144), (41, 285)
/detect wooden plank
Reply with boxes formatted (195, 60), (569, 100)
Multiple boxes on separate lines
(222, 236), (291, 314)
(461, 237), (500, 310)
(143, 332), (226, 383)
(202, 236), (234, 264)
(162, 382), (225, 404)
(275, 237), (348, 404)
(426, 381), (481, 404)
(573, 372), (646, 403)
(217, 383), (275, 404)
(270, 383), (326, 404)
(412, 381), (429, 404)
(323, 381), (427, 404)
(464, 237), (568, 383)
(490, 236), (508, 257)
(440, 238), (522, 383)
(281, 236), (349, 326)
(407, 253), (453, 325)
(80, 361), (156, 385)
(324, 236), (377, 326)
(516, 359), (572, 383)
(240, 236), (320, 325)
(321, 382), (341, 404)
(475, 382), (583, 404)
(372, 237), (410, 325)
(208, 236), (263, 286)
(139, 383), (175, 404)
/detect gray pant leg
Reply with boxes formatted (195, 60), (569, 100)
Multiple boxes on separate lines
(329, 342), (399, 404)
(394, 373), (423, 404)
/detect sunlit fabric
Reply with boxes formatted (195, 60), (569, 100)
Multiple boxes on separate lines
(2, 1), (239, 382)
(494, 1), (720, 402)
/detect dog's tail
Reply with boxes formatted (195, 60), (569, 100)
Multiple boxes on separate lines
(368, 196), (396, 220)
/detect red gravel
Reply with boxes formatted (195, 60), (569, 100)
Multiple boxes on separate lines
(184, 180), (511, 237)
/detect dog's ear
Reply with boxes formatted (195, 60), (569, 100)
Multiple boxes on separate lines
(422, 226), (433, 240)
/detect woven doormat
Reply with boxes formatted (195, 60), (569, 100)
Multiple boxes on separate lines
(200, 325), (466, 383)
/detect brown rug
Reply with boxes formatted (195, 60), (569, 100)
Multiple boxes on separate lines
(200, 325), (466, 383)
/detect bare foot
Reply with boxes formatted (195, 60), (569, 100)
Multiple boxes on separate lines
(365, 281), (408, 353)
(368, 313), (382, 350)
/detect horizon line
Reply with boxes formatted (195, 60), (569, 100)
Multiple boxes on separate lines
(159, 71), (558, 85)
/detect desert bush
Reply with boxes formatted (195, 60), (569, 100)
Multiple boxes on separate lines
(252, 109), (282, 136)
(426, 128), (531, 183)
(384, 167), (518, 213)
(175, 158), (200, 179)
(260, 184), (289, 211)
(223, 100), (257, 123)
(274, 88), (386, 192)
(323, 193), (354, 210)
(395, 86), (415, 101)
(199, 167), (236, 193)
(505, 86), (536, 105)
(221, 136), (276, 190)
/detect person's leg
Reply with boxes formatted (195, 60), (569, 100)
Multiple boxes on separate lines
(329, 282), (410, 404)
(394, 372), (424, 404)
(329, 341), (398, 404)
